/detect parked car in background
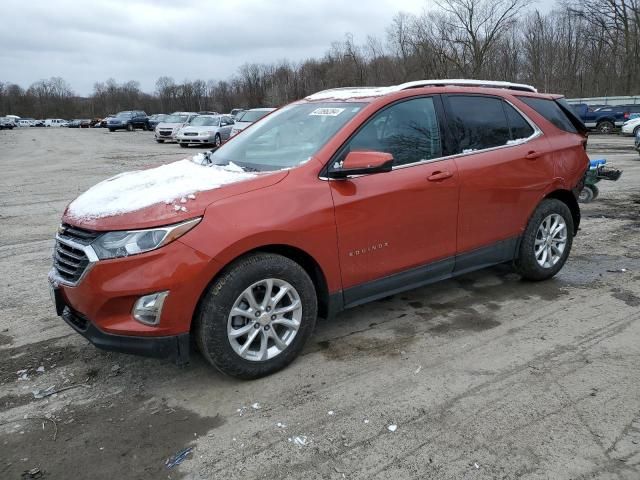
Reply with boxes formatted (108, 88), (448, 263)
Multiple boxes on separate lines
(571, 103), (640, 133)
(636, 129), (640, 156)
(0, 117), (16, 129)
(621, 117), (640, 136)
(100, 115), (115, 128)
(33, 119), (45, 127)
(17, 119), (33, 127)
(154, 112), (198, 143)
(45, 119), (69, 127)
(198, 111), (218, 115)
(68, 119), (82, 128)
(230, 108), (245, 118)
(49, 79), (589, 378)
(107, 110), (149, 132)
(229, 108), (276, 137)
(176, 114), (235, 147)
(148, 114), (167, 130)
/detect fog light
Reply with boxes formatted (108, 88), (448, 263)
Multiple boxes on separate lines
(132, 291), (169, 326)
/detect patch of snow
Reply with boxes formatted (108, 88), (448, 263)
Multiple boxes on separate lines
(327, 411), (335, 416)
(288, 435), (309, 447)
(506, 138), (527, 145)
(387, 424), (398, 432)
(251, 402), (261, 410)
(306, 86), (395, 101)
(276, 422), (287, 429)
(67, 158), (254, 219)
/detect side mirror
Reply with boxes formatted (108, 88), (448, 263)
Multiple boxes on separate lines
(328, 150), (394, 179)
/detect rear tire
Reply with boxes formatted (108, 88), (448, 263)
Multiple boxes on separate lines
(515, 199), (573, 281)
(634, 126), (640, 137)
(194, 253), (317, 379)
(108, 128), (115, 132)
(179, 143), (188, 148)
(156, 139), (164, 143)
(126, 124), (134, 132)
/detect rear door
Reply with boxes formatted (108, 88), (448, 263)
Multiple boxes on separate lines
(329, 96), (459, 305)
(442, 94), (553, 266)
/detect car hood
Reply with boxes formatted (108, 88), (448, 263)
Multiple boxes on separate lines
(157, 122), (184, 129)
(178, 126), (216, 134)
(62, 160), (289, 231)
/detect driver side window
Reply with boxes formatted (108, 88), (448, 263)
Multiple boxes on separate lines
(348, 97), (442, 166)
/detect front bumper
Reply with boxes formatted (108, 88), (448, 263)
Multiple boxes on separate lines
(177, 135), (214, 144)
(155, 131), (177, 141)
(49, 237), (218, 351)
(60, 301), (190, 364)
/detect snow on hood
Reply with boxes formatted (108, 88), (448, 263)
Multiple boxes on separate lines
(66, 156), (254, 220)
(305, 86), (395, 101)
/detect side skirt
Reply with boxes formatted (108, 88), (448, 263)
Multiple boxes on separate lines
(328, 237), (520, 315)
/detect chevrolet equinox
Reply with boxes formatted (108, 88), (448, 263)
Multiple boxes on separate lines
(49, 80), (589, 379)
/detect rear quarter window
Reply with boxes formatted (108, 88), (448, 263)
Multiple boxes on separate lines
(517, 97), (578, 134)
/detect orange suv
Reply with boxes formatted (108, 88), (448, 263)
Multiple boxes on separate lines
(49, 80), (589, 378)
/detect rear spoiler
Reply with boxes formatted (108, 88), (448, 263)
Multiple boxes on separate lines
(555, 97), (589, 135)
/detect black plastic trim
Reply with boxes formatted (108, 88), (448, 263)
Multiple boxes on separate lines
(338, 237), (520, 311)
(61, 307), (190, 365)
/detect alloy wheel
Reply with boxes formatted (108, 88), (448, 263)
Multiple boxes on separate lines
(534, 213), (567, 268)
(227, 278), (302, 361)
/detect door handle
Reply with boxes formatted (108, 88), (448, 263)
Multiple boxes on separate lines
(427, 170), (453, 181)
(525, 151), (541, 160)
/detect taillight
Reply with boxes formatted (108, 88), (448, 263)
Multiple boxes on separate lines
(624, 112), (630, 119)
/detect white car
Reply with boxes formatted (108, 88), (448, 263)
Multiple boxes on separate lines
(229, 108), (276, 138)
(175, 115), (235, 148)
(155, 112), (198, 143)
(621, 117), (640, 136)
(45, 118), (69, 127)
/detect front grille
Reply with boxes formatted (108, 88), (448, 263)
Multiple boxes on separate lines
(53, 224), (100, 285)
(183, 132), (198, 136)
(159, 130), (172, 136)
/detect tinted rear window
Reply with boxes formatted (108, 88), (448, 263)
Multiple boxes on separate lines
(517, 97), (577, 133)
(447, 95), (511, 152)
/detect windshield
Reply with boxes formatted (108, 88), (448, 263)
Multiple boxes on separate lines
(190, 116), (219, 127)
(209, 102), (365, 171)
(116, 112), (133, 118)
(237, 110), (273, 123)
(164, 114), (189, 123)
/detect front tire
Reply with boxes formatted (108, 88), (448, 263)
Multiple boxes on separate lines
(515, 199), (574, 281)
(194, 253), (317, 379)
(126, 123), (134, 132)
(179, 143), (188, 148)
(108, 128), (115, 132)
(156, 139), (164, 143)
(214, 134), (222, 148)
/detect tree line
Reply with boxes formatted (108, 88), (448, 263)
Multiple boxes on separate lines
(1, 0), (638, 119)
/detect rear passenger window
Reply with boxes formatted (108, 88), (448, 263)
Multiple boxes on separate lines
(503, 102), (535, 140)
(348, 97), (442, 166)
(517, 97), (577, 133)
(446, 96), (511, 152)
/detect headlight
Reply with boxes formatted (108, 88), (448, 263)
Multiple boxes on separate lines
(91, 217), (201, 260)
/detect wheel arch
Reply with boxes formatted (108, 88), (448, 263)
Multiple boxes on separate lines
(192, 244), (334, 330)
(544, 189), (580, 234)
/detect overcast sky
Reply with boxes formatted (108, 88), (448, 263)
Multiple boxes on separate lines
(1, 0), (557, 96)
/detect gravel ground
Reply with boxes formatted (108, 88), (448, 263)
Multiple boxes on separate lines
(1, 128), (639, 480)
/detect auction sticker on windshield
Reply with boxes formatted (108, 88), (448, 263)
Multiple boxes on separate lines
(310, 108), (345, 116)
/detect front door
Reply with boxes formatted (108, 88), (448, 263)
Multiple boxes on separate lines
(328, 96), (459, 306)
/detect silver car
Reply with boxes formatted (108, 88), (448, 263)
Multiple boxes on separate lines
(176, 115), (235, 148)
(229, 108), (276, 138)
(155, 112), (198, 143)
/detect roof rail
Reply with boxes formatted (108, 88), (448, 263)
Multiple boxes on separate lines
(396, 79), (537, 93)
